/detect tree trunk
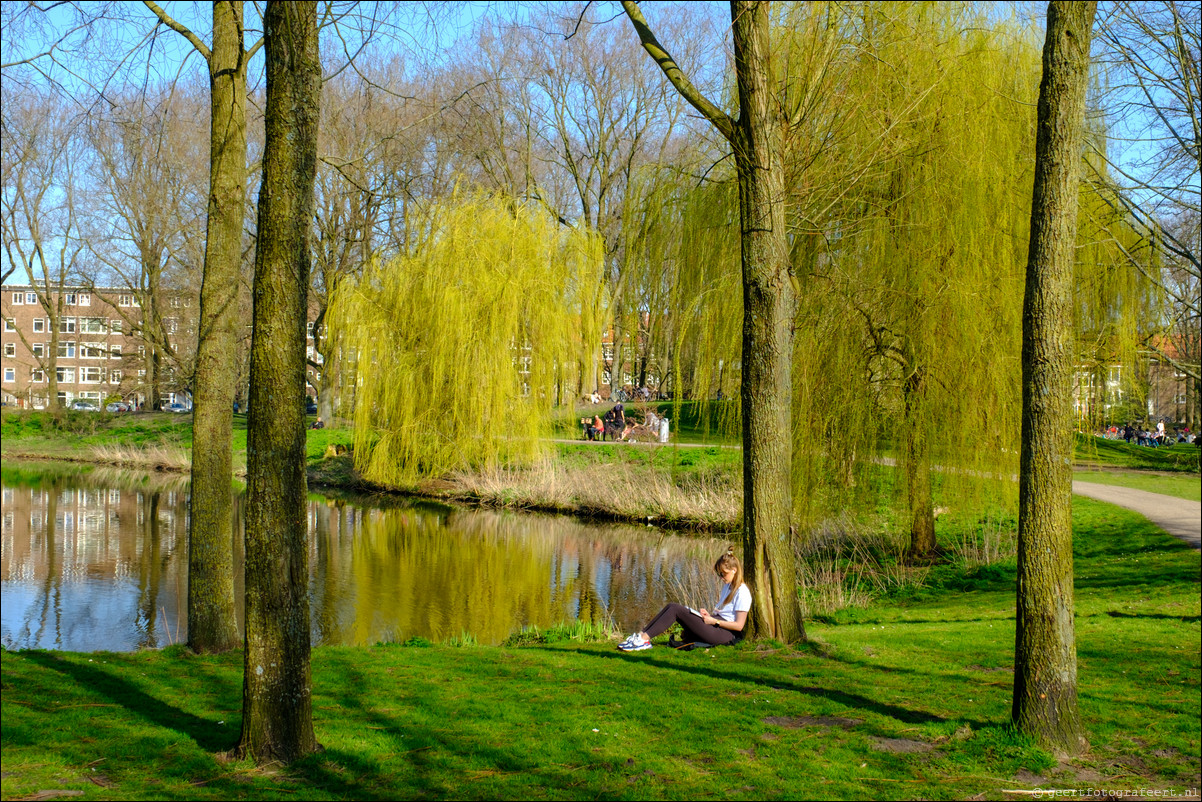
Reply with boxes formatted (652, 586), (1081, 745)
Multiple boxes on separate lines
(903, 363), (936, 560)
(731, 1), (804, 643)
(621, 0), (804, 642)
(1013, 0), (1096, 757)
(236, 0), (321, 765)
(187, 0), (247, 655)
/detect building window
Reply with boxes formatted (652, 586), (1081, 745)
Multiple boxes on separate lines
(58, 341), (76, 359)
(26, 292), (36, 305)
(81, 343), (105, 359)
(31, 368), (46, 383)
(3, 343), (14, 358)
(77, 293), (91, 306)
(109, 369), (122, 384)
(110, 344), (121, 359)
(59, 318), (76, 334)
(3, 319), (14, 332)
(165, 318), (178, 334)
(170, 297), (182, 309)
(118, 294), (139, 307)
(3, 367), (13, 383)
(56, 367), (74, 383)
(81, 366), (104, 384)
(32, 318), (45, 333)
(80, 318), (105, 334)
(63, 293), (77, 305)
(32, 343), (45, 358)
(110, 319), (122, 334)
(11, 292), (23, 305)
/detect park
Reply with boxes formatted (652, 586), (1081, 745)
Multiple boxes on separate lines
(1, 1), (1199, 800)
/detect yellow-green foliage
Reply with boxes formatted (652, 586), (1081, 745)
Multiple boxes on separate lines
(329, 192), (603, 485)
(658, 4), (1050, 521)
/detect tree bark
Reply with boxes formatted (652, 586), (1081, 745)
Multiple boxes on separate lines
(236, 0), (320, 764)
(903, 363), (936, 560)
(730, 1), (804, 643)
(1013, 0), (1096, 757)
(186, 0), (246, 654)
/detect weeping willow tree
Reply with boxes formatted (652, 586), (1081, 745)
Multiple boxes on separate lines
(1073, 142), (1166, 429)
(328, 192), (603, 486)
(656, 4), (1042, 535)
(819, 3), (1046, 559)
(658, 3), (1149, 556)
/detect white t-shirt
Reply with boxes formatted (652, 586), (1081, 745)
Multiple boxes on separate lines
(713, 583), (752, 622)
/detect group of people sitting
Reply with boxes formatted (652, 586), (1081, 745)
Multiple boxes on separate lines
(1103, 421), (1195, 446)
(581, 403), (665, 443)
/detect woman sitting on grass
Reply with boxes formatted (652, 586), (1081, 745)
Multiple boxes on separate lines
(618, 548), (750, 651)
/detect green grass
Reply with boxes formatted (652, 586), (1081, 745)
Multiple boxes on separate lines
(1074, 433), (1201, 473)
(2, 499), (1197, 800)
(1074, 470), (1201, 502)
(1, 409), (354, 476)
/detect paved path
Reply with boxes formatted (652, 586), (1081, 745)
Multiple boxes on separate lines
(1072, 481), (1201, 550)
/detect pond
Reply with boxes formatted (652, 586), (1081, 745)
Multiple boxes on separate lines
(0, 462), (732, 652)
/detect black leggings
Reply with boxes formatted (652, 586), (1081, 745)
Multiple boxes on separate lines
(643, 603), (737, 645)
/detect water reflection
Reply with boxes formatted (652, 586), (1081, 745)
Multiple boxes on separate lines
(1, 463), (729, 651)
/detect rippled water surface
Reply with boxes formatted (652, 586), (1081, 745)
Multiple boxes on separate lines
(1, 462), (729, 651)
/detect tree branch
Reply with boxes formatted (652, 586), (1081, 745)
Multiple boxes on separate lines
(619, 1), (736, 145)
(141, 1), (211, 61)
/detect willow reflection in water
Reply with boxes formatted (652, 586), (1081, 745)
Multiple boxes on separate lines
(1, 463), (732, 651)
(310, 500), (728, 646)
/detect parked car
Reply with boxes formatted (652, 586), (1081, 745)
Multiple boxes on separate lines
(165, 402), (190, 413)
(306, 402), (318, 414)
(69, 400), (101, 412)
(106, 402), (130, 413)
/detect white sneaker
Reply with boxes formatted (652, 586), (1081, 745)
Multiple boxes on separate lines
(617, 633), (640, 650)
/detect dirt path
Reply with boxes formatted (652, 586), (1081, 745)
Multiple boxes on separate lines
(1072, 480), (1201, 550)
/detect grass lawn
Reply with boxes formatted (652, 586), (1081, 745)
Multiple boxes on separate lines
(1074, 470), (1201, 502)
(2, 500), (1197, 800)
(1, 409), (353, 476)
(1074, 433), (1200, 474)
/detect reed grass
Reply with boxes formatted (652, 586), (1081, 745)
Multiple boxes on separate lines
(450, 459), (741, 530)
(88, 440), (191, 472)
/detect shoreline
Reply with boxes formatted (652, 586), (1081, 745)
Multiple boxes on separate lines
(1, 447), (743, 534)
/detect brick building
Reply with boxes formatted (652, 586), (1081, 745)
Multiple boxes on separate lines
(1, 286), (191, 410)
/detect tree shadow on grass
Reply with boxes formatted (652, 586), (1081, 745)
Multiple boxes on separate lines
(20, 650), (234, 753)
(1102, 610), (1201, 624)
(573, 648), (961, 728)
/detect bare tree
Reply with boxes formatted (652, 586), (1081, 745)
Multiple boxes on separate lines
(83, 85), (207, 409)
(1092, 0), (1200, 418)
(1, 87), (88, 410)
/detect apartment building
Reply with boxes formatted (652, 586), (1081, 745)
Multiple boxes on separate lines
(1, 286), (191, 410)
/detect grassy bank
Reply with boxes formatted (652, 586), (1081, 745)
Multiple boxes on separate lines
(4, 410), (1197, 532)
(1074, 433), (1200, 473)
(1074, 470), (1202, 502)
(2, 500), (1198, 800)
